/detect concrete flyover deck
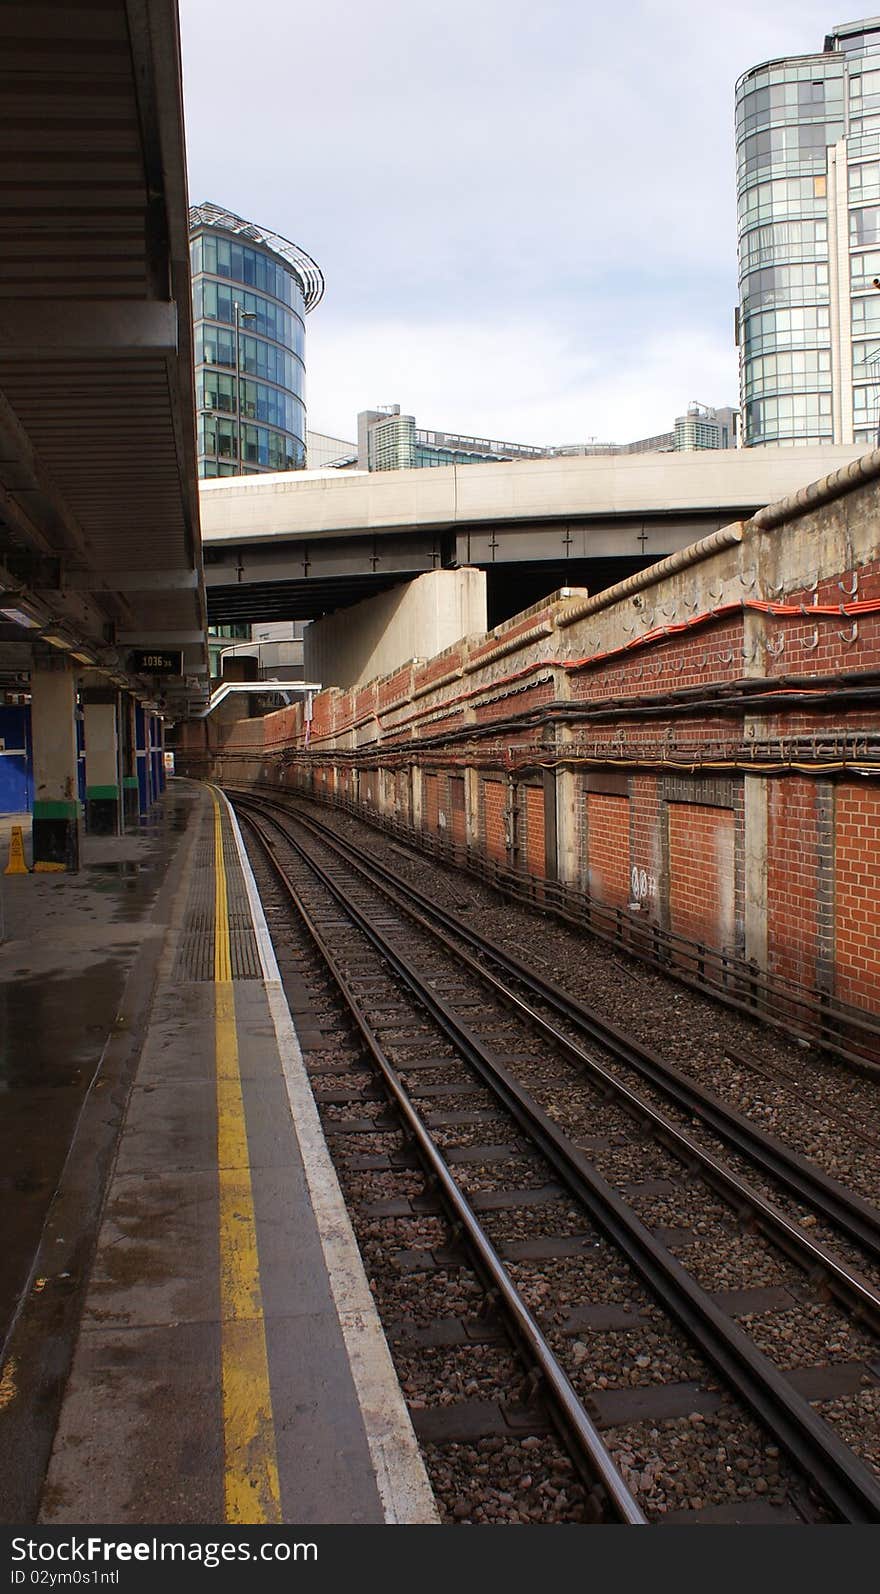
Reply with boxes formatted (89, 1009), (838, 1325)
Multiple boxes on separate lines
(10, 782), (435, 1526)
(199, 446), (868, 626)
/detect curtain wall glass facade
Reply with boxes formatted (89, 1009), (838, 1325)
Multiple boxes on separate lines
(189, 203), (323, 477)
(737, 20), (880, 446)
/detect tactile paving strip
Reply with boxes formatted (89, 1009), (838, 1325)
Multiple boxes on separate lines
(173, 803), (262, 982)
(222, 820), (262, 978)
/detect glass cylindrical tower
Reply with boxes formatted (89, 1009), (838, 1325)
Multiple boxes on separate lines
(189, 202), (324, 476)
(736, 18), (880, 447)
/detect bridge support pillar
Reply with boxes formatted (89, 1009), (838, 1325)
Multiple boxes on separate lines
(742, 608), (768, 971)
(743, 774), (768, 970)
(135, 703), (152, 814)
(410, 765), (422, 831)
(121, 696), (140, 828)
(150, 714), (165, 797)
(31, 660), (81, 870)
(83, 691), (122, 836)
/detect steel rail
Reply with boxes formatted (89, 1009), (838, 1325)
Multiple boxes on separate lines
(231, 782), (880, 1071)
(265, 799), (880, 1271)
(308, 788), (880, 1072)
(235, 795), (880, 1523)
(238, 807), (647, 1526)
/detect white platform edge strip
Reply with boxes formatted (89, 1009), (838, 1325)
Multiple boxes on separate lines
(219, 789), (440, 1526)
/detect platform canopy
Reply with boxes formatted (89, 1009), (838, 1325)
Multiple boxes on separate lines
(0, 0), (208, 718)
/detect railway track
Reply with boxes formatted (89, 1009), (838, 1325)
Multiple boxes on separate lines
(278, 793), (880, 1217)
(233, 789), (880, 1525)
(240, 791), (880, 1278)
(719, 1041), (880, 1159)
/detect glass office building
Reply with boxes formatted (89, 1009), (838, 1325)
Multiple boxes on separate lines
(189, 202), (324, 476)
(673, 403), (738, 450)
(357, 405), (548, 470)
(737, 19), (880, 447)
(356, 403), (738, 468)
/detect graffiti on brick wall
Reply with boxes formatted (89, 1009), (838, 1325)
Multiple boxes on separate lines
(630, 865), (657, 902)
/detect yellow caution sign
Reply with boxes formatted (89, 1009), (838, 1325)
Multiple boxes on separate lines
(4, 826), (29, 875)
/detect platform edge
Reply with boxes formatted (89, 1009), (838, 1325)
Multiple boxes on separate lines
(218, 787), (441, 1527)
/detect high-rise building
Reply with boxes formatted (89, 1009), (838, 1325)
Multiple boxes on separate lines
(189, 202), (324, 477)
(357, 406), (547, 470)
(356, 402), (738, 470)
(736, 18), (880, 447)
(306, 429), (358, 468)
(673, 403), (739, 451)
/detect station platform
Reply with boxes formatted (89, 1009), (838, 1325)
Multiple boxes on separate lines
(0, 780), (436, 1526)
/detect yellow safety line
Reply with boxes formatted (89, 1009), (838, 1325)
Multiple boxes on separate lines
(211, 790), (282, 1524)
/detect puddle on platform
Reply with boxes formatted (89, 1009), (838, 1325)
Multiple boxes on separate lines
(0, 960), (128, 1342)
(0, 961), (124, 1090)
(79, 858), (162, 913)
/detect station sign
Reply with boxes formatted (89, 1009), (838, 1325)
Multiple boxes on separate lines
(129, 648), (183, 676)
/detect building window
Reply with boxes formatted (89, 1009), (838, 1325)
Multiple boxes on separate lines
(741, 263), (829, 309)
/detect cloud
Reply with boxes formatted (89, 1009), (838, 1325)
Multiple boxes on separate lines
(306, 313), (738, 445)
(179, 0), (831, 440)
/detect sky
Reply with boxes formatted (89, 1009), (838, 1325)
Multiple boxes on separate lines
(179, 0), (839, 447)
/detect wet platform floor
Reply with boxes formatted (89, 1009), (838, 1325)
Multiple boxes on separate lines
(0, 781), (435, 1528)
(0, 788), (201, 1519)
(0, 796), (194, 1350)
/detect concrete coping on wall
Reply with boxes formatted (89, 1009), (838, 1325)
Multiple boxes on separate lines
(400, 599), (580, 705)
(483, 587), (589, 638)
(409, 669), (464, 703)
(277, 446), (880, 731)
(554, 523), (745, 630)
(750, 444), (880, 531)
(553, 444), (880, 633)
(461, 619), (556, 673)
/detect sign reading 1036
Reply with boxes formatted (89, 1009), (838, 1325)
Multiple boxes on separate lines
(129, 649), (183, 676)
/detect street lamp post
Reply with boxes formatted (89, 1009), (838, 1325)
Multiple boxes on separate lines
(233, 301), (256, 468)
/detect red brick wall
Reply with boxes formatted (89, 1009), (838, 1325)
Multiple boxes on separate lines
(484, 779), (506, 862)
(630, 776), (660, 918)
(449, 776), (466, 847)
(413, 644), (465, 695)
(468, 607), (556, 665)
(423, 773), (440, 834)
(835, 783), (880, 1012)
(194, 518), (880, 1030)
(668, 802), (735, 949)
(586, 794), (630, 906)
(523, 786), (545, 878)
(767, 780), (819, 988)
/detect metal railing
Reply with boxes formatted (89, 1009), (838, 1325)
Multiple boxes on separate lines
(261, 779), (880, 1073)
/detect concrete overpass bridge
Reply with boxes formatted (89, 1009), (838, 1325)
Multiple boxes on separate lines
(200, 445), (866, 628)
